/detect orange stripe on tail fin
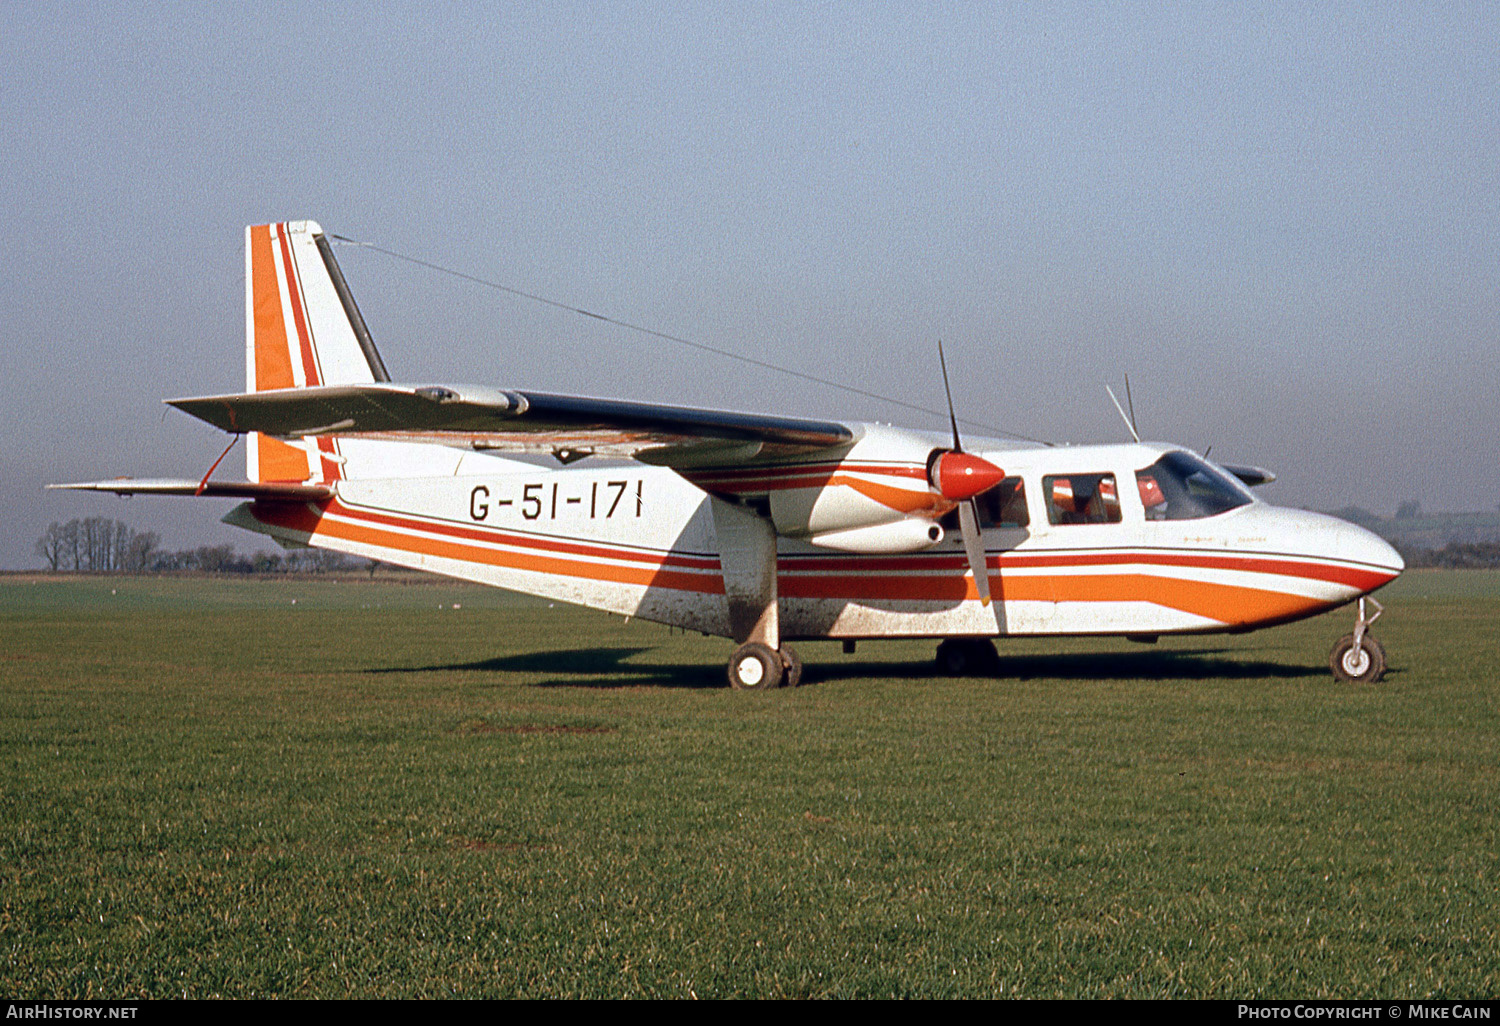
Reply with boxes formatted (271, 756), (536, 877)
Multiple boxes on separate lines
(243, 221), (391, 483)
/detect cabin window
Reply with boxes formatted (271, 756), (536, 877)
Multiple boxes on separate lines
(1043, 473), (1122, 525)
(1135, 452), (1252, 521)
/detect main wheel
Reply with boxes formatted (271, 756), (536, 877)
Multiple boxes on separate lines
(727, 642), (784, 691)
(780, 645), (804, 688)
(935, 638), (997, 677)
(1329, 633), (1387, 683)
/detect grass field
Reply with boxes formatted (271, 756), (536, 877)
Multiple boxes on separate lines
(2, 571), (1497, 998)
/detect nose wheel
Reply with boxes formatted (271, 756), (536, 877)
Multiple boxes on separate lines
(1330, 597), (1387, 683)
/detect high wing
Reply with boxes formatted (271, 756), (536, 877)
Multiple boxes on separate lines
(166, 383), (857, 468)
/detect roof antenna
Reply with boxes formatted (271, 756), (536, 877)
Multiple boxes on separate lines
(1106, 375), (1141, 443)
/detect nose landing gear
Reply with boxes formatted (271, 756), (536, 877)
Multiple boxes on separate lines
(1330, 597), (1387, 683)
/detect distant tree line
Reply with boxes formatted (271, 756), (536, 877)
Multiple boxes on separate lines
(35, 517), (157, 572)
(1400, 541), (1500, 570)
(35, 518), (376, 574)
(1327, 504), (1500, 566)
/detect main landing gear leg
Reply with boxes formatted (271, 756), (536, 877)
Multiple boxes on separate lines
(1330, 596), (1387, 684)
(713, 499), (803, 690)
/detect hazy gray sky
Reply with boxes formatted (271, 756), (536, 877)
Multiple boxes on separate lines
(3, 2), (1497, 567)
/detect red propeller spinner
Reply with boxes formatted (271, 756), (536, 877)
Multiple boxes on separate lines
(930, 450), (1006, 501)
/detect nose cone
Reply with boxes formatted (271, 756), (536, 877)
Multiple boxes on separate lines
(1340, 522), (1405, 577)
(1249, 505), (1404, 594)
(1296, 508), (1404, 589)
(933, 452), (1006, 501)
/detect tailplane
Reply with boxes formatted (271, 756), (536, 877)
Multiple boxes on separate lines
(245, 221), (390, 482)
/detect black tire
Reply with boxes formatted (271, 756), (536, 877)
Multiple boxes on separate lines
(936, 638), (997, 677)
(780, 645), (804, 688)
(727, 642), (784, 691)
(1329, 632), (1387, 683)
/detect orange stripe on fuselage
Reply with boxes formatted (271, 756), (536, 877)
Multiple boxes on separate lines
(781, 549), (1394, 593)
(779, 569), (1330, 626)
(251, 500), (725, 595)
(247, 498), (1378, 629)
(328, 500), (720, 571)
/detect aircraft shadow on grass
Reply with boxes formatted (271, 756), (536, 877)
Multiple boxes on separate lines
(362, 647), (713, 689)
(365, 646), (1330, 689)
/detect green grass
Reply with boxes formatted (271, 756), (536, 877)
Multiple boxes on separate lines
(2, 571), (1497, 998)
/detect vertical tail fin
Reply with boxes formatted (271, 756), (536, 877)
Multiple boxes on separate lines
(244, 221), (390, 482)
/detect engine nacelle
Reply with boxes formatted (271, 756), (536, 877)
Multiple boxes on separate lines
(769, 477), (943, 536)
(807, 517), (945, 554)
(765, 428), (952, 538)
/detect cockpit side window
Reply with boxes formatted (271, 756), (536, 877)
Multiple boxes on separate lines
(1136, 452), (1252, 521)
(1043, 473), (1122, 526)
(977, 476), (1029, 528)
(939, 476), (1029, 532)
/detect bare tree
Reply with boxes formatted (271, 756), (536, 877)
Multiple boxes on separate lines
(63, 519), (80, 570)
(112, 521), (130, 572)
(125, 530), (159, 572)
(194, 545), (239, 572)
(36, 516), (371, 575)
(34, 522), (67, 571)
(80, 516), (111, 571)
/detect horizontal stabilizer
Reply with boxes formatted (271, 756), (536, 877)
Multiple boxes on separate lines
(48, 478), (333, 500)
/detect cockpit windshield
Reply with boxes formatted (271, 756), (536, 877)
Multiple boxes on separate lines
(1135, 452), (1252, 521)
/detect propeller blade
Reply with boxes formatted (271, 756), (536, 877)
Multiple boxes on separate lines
(931, 341), (1005, 499)
(958, 498), (991, 606)
(937, 341), (994, 606)
(937, 340), (963, 452)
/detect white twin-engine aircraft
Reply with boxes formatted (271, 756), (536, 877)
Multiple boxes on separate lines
(57, 221), (1404, 688)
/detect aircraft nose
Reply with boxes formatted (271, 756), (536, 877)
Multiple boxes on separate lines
(1341, 522), (1404, 576)
(1264, 506), (1403, 590)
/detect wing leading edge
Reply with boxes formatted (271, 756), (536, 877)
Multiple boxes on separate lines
(167, 383), (857, 467)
